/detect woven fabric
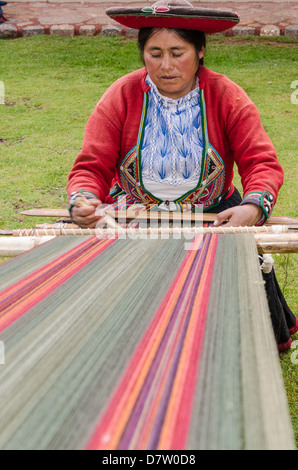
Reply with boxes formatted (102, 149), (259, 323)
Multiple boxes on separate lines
(0, 236), (116, 332)
(0, 234), (295, 450)
(87, 234), (216, 450)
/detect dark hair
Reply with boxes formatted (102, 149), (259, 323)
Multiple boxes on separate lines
(138, 27), (206, 66)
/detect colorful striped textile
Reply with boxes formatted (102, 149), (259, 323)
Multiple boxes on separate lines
(87, 234), (215, 450)
(0, 234), (295, 450)
(0, 236), (116, 332)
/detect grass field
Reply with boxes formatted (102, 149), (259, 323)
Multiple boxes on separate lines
(0, 34), (297, 448)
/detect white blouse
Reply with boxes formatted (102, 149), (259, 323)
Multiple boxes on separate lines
(141, 74), (203, 210)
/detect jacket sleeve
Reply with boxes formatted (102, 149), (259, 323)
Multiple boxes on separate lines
(224, 83), (284, 220)
(67, 102), (122, 202)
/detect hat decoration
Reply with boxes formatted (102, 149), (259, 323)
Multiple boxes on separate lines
(106, 0), (240, 34)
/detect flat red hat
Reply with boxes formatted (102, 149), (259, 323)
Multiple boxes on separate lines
(106, 0), (240, 34)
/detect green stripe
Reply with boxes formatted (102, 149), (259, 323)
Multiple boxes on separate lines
(137, 92), (163, 204)
(136, 92), (147, 190)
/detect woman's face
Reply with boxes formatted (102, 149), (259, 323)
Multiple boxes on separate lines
(143, 29), (205, 99)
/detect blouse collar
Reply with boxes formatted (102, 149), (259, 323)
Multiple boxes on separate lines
(145, 74), (200, 108)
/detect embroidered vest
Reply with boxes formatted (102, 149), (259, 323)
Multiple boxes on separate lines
(110, 90), (230, 210)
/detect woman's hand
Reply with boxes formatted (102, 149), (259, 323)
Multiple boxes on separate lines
(213, 204), (264, 227)
(70, 199), (103, 228)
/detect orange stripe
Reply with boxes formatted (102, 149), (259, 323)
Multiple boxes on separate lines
(0, 236), (116, 332)
(135, 238), (212, 449)
(158, 235), (218, 449)
(86, 235), (212, 450)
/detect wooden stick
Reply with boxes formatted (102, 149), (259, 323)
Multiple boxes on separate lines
(20, 208), (218, 221)
(20, 208), (298, 228)
(0, 225), (290, 238)
(35, 223), (79, 229)
(263, 215), (298, 226)
(96, 209), (218, 223)
(255, 234), (298, 254)
(101, 215), (123, 230)
(9, 225), (288, 238)
(21, 209), (69, 217)
(103, 210), (298, 228)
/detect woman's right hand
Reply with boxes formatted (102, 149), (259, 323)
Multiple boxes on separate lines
(70, 199), (103, 228)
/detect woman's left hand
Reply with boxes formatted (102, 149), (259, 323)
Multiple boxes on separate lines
(213, 204), (264, 227)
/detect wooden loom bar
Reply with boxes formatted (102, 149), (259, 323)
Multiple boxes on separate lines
(102, 210), (298, 227)
(10, 225), (289, 237)
(21, 208), (70, 217)
(20, 208), (298, 227)
(254, 233), (298, 254)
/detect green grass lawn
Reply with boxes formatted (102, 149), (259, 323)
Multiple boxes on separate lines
(0, 34), (297, 447)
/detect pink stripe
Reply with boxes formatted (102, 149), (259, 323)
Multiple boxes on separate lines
(169, 236), (217, 449)
(86, 234), (218, 450)
(86, 237), (202, 450)
(0, 236), (116, 332)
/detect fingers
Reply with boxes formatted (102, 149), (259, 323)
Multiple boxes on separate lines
(71, 199), (103, 228)
(213, 205), (263, 227)
(71, 208), (99, 228)
(213, 209), (232, 227)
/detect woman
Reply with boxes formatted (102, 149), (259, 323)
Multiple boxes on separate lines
(67, 0), (297, 349)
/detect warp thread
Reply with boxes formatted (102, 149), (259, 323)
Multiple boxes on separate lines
(0, 234), (295, 450)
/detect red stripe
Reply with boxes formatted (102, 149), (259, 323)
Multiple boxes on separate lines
(169, 236), (217, 449)
(0, 236), (116, 332)
(86, 234), (218, 450)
